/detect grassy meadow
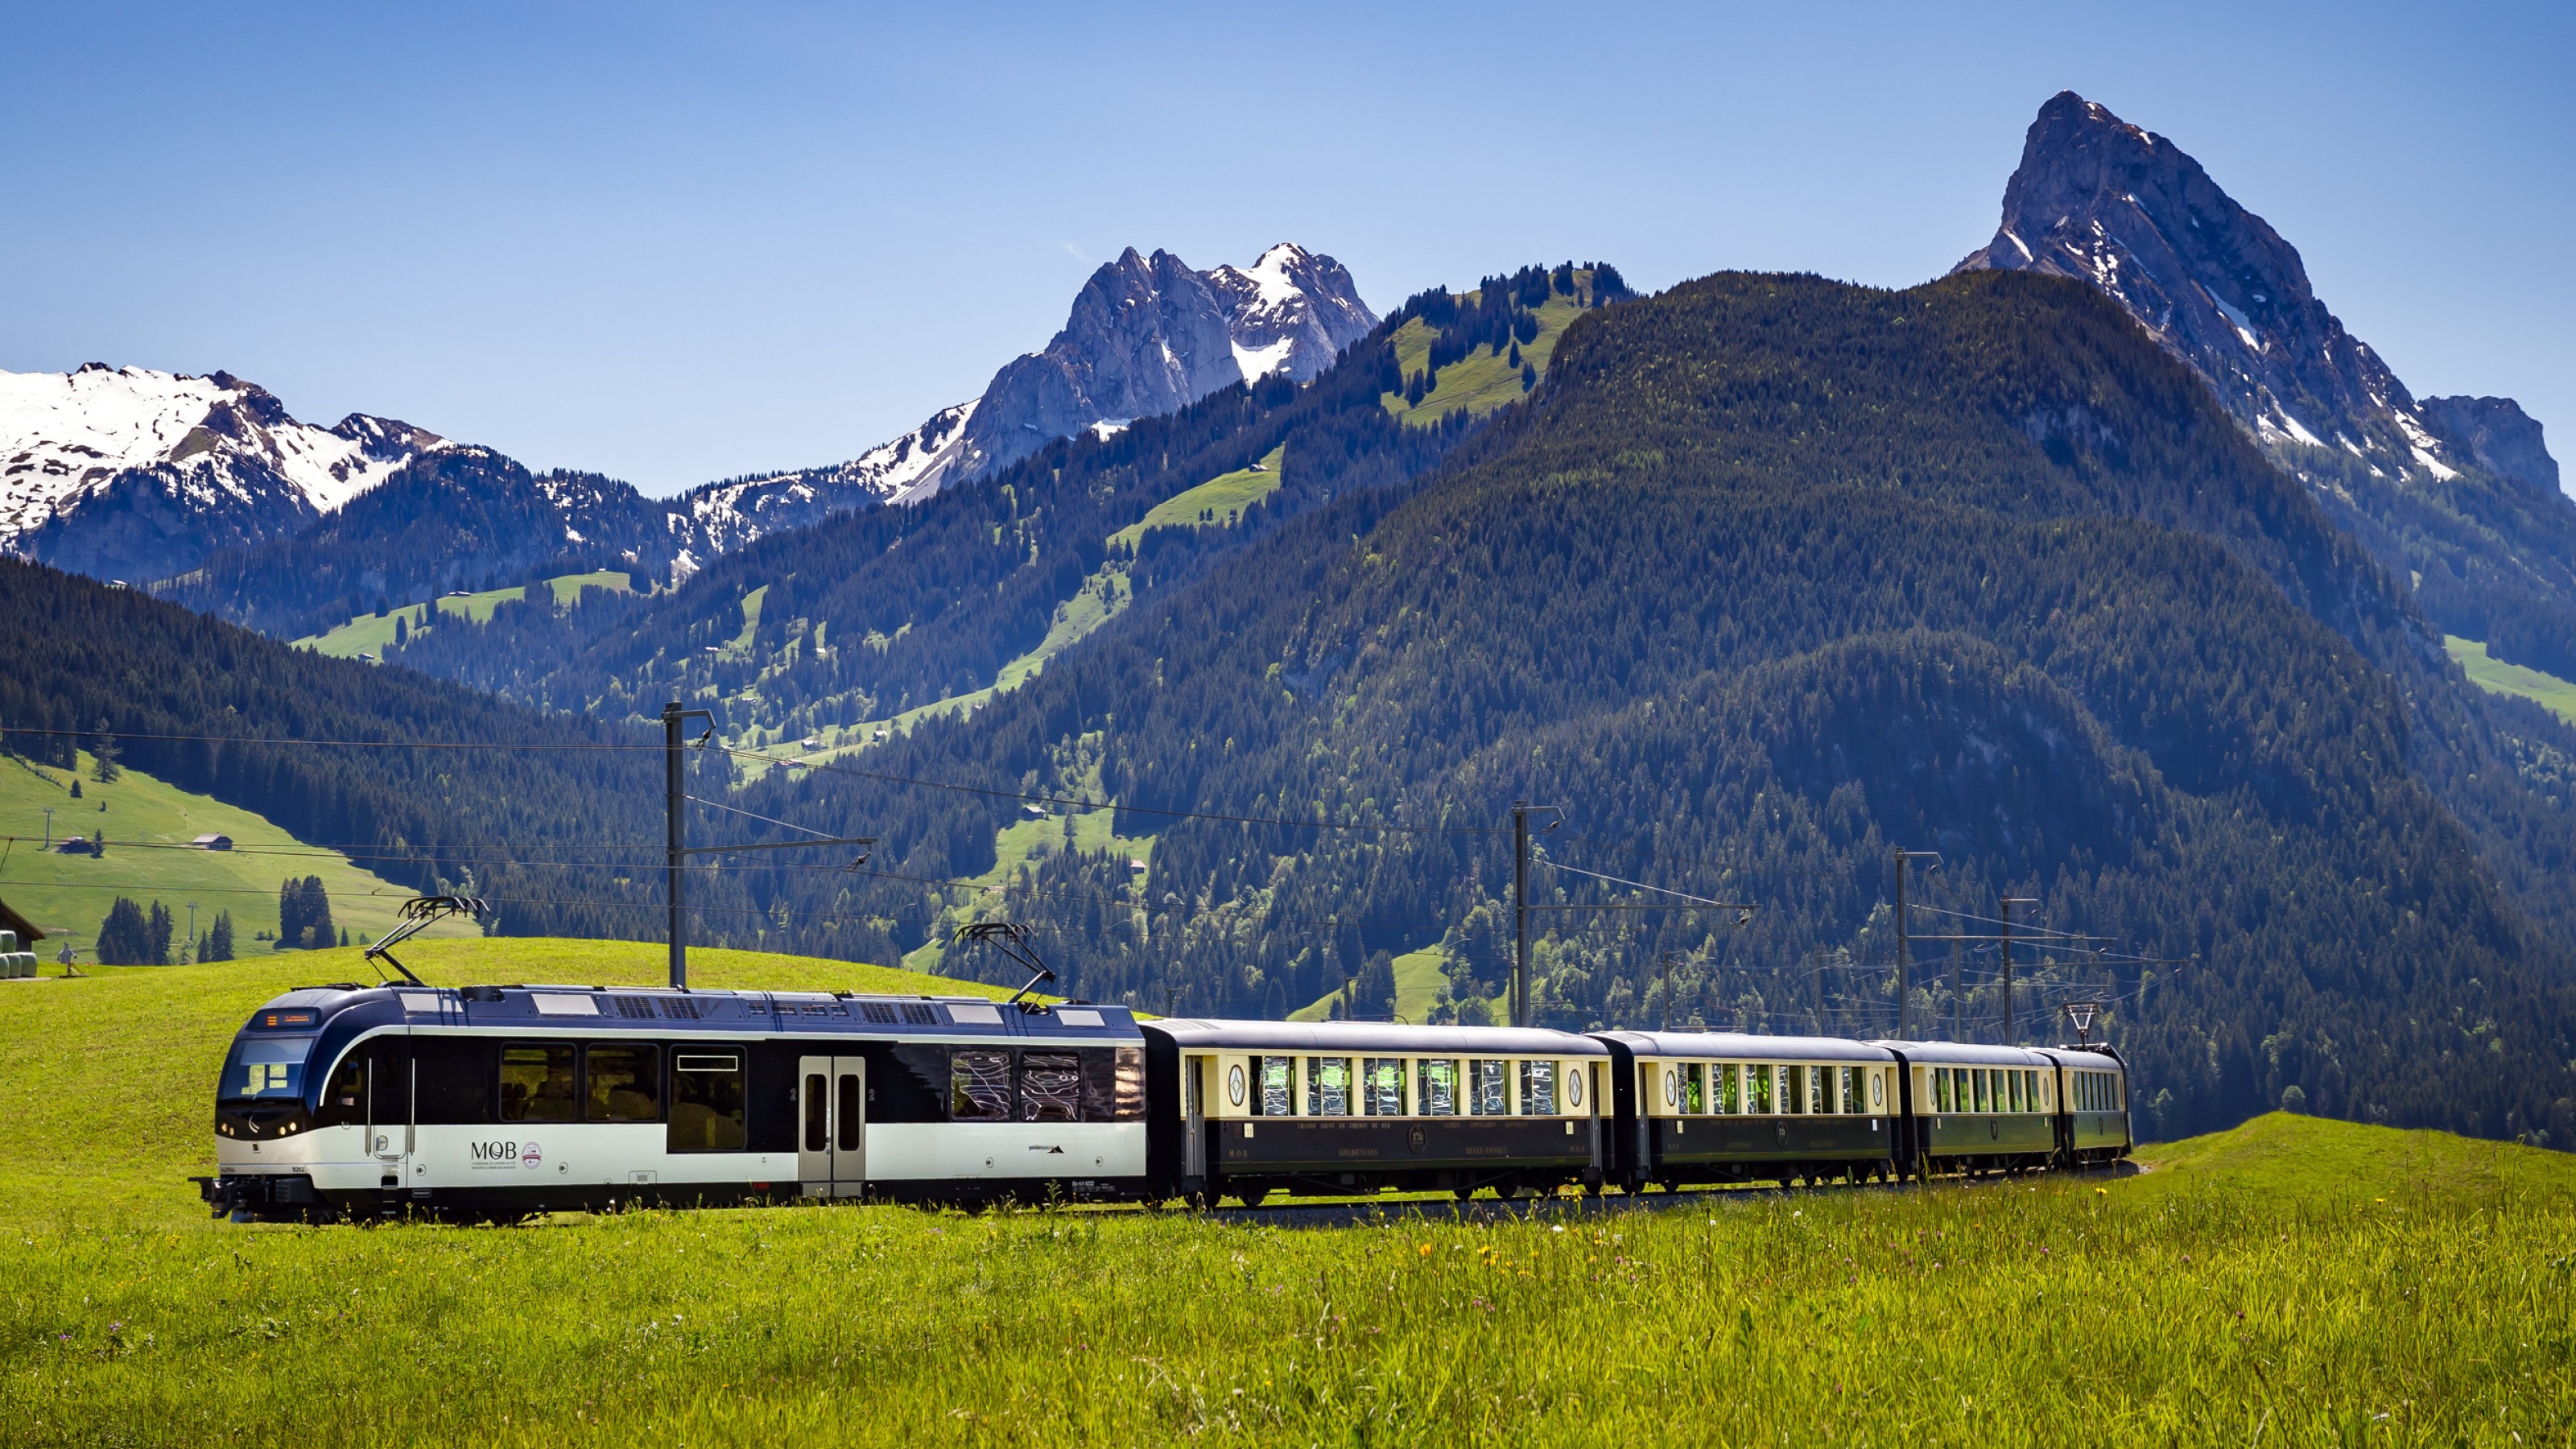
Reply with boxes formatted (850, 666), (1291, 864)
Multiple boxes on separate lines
(0, 753), (477, 952)
(2446, 634), (2576, 724)
(1381, 271), (1603, 426)
(298, 570), (636, 659)
(3, 943), (2570, 1444)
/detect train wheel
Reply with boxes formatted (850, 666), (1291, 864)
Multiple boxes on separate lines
(1234, 1187), (1270, 1209)
(1453, 1185), (1476, 1202)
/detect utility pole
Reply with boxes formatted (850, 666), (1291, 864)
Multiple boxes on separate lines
(2000, 897), (2039, 1045)
(1892, 849), (1940, 1038)
(1658, 952), (1675, 1033)
(1512, 804), (1529, 1027)
(663, 701), (708, 989)
(1950, 933), (1964, 1042)
(41, 807), (52, 849)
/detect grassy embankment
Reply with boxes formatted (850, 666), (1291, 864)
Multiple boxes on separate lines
(2446, 634), (2576, 724)
(296, 570), (635, 659)
(0, 753), (477, 952)
(5, 949), (2570, 1443)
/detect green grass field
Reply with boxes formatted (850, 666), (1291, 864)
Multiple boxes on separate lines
(1290, 946), (1454, 1024)
(1382, 272), (1604, 427)
(298, 571), (635, 659)
(2446, 634), (2576, 724)
(1, 948), (2570, 1443)
(1109, 444), (1287, 550)
(0, 753), (477, 954)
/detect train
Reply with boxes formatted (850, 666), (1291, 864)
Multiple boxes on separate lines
(196, 979), (2131, 1222)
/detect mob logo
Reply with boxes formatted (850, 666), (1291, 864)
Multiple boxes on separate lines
(470, 1141), (542, 1169)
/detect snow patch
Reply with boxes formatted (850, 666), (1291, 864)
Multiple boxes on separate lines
(1232, 336), (1296, 383)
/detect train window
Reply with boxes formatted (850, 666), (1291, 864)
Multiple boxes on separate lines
(1116, 1046), (1146, 1120)
(499, 1044), (577, 1122)
(1468, 1059), (1509, 1117)
(1684, 1063), (1705, 1114)
(670, 1052), (746, 1151)
(951, 1050), (1013, 1121)
(1019, 1053), (1081, 1122)
(221, 1035), (317, 1102)
(1816, 1066), (1835, 1115)
(1934, 1067), (1951, 1113)
(1747, 1065), (1773, 1116)
(1781, 1066), (1805, 1116)
(1839, 1066), (1860, 1117)
(803, 1073), (828, 1150)
(585, 1046), (661, 1121)
(1519, 1059), (1558, 1116)
(1257, 1057), (1295, 1117)
(1977, 1070), (1994, 1113)
(2007, 1071), (2021, 1113)
(1717, 1063), (1739, 1115)
(1361, 1059), (1406, 1117)
(1418, 1059), (1459, 1117)
(1307, 1057), (1352, 1117)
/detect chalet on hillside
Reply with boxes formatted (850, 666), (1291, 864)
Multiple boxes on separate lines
(192, 834), (234, 850)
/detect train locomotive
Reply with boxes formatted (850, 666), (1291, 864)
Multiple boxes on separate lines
(197, 980), (2131, 1222)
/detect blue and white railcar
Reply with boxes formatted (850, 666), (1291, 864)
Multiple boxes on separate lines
(198, 981), (1150, 1221)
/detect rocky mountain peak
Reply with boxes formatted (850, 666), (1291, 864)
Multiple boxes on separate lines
(0, 363), (448, 581)
(1954, 90), (2553, 494)
(949, 243), (1377, 485)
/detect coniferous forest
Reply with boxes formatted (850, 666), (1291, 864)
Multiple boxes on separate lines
(7, 266), (2574, 1150)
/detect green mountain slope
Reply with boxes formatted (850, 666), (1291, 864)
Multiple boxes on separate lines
(722, 268), (2576, 1148)
(0, 752), (479, 953)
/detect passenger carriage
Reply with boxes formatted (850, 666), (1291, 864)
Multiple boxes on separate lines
(1595, 1032), (1903, 1191)
(198, 980), (1152, 1221)
(2040, 1045), (2132, 1167)
(1139, 1020), (1612, 1205)
(1879, 1041), (2062, 1178)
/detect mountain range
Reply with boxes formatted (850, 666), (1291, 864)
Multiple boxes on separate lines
(2, 242), (1375, 621)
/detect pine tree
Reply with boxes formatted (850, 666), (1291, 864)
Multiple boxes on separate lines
(394, 613), (408, 647)
(147, 902), (174, 966)
(95, 898), (150, 965)
(90, 719), (119, 783)
(1521, 362), (1538, 392)
(206, 910), (235, 963)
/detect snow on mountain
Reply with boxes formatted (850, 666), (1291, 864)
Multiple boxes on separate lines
(947, 244), (1377, 487)
(1, 363), (444, 581)
(676, 398), (980, 562)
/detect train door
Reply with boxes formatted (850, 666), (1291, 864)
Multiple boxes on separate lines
(1182, 1055), (1208, 1181)
(795, 1055), (867, 1197)
(364, 1036), (413, 1193)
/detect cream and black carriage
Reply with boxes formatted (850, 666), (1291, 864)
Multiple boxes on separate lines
(1141, 1020), (1612, 1205)
(1595, 1031), (1904, 1191)
(1880, 1040), (2066, 1178)
(2039, 1045), (2132, 1167)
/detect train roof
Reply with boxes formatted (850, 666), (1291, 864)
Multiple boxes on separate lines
(1142, 1018), (1610, 1056)
(2036, 1045), (2129, 1071)
(1593, 1031), (1900, 1063)
(1868, 1040), (2058, 1066)
(233, 982), (1140, 1038)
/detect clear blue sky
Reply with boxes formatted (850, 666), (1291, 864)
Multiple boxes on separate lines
(3, 2), (2567, 495)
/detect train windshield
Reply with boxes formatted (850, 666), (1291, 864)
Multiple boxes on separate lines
(221, 1035), (318, 1102)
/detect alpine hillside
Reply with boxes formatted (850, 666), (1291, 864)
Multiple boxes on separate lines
(1956, 92), (2576, 677)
